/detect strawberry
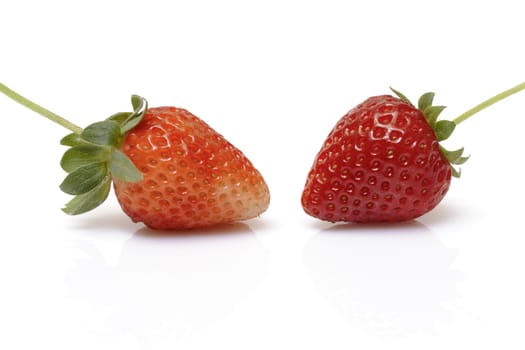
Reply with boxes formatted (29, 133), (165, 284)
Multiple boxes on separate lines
(112, 106), (270, 229)
(301, 84), (525, 223)
(1, 83), (270, 230)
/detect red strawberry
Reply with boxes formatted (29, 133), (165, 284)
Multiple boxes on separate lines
(113, 106), (270, 229)
(301, 84), (525, 223)
(0, 83), (270, 230)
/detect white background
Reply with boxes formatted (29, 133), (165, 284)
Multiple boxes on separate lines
(1, 0), (524, 349)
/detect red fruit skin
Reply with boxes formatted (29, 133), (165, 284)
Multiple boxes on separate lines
(301, 95), (452, 223)
(113, 107), (270, 230)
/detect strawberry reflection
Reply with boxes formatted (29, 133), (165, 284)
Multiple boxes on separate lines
(303, 221), (465, 337)
(66, 223), (268, 344)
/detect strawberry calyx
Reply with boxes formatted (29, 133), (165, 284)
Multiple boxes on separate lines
(389, 83), (525, 178)
(390, 87), (468, 178)
(59, 95), (148, 214)
(389, 82), (525, 178)
(0, 82), (147, 215)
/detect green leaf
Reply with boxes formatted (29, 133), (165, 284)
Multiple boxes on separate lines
(62, 175), (112, 215)
(59, 162), (108, 195)
(418, 92), (435, 112)
(423, 105), (446, 126)
(389, 87), (413, 105)
(81, 120), (121, 146)
(434, 119), (456, 141)
(109, 149), (143, 182)
(60, 145), (111, 172)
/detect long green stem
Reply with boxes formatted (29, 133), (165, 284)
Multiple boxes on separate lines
(0, 82), (83, 134)
(454, 82), (525, 125)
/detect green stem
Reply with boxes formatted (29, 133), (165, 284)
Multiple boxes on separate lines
(0, 82), (83, 134)
(453, 82), (525, 125)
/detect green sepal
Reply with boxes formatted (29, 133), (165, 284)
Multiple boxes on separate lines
(60, 145), (111, 172)
(106, 111), (132, 125)
(59, 162), (108, 195)
(423, 105), (446, 127)
(104, 96), (148, 135)
(80, 120), (121, 146)
(439, 146), (470, 178)
(109, 149), (143, 182)
(434, 119), (456, 141)
(61, 133), (87, 147)
(121, 95), (148, 134)
(61, 175), (112, 215)
(392, 88), (471, 179)
(455, 155), (470, 165)
(418, 92), (435, 112)
(451, 167), (461, 178)
(120, 113), (143, 135)
(58, 95), (148, 216)
(131, 95), (145, 111)
(442, 147), (465, 163)
(390, 87), (412, 105)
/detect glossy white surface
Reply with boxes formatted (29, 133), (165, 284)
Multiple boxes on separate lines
(1, 1), (524, 349)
